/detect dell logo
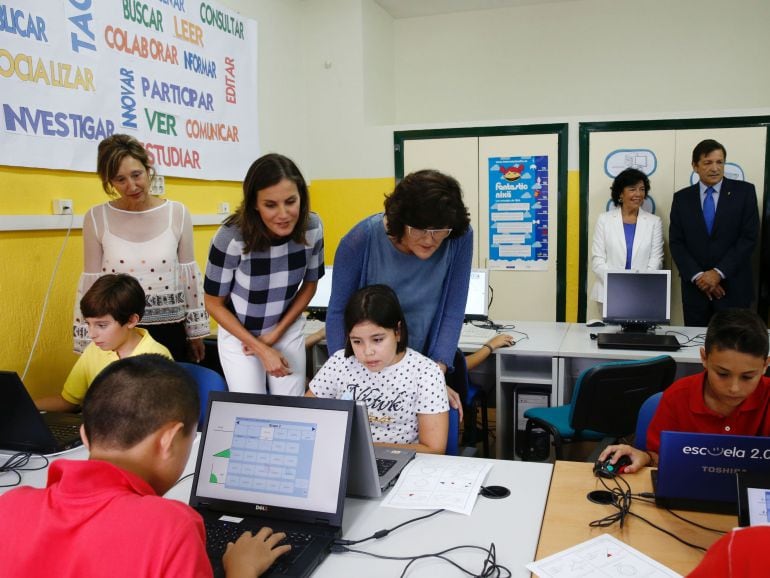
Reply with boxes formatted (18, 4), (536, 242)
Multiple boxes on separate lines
(255, 505), (268, 512)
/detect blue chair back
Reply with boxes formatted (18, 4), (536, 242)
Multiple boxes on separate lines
(446, 406), (460, 455)
(634, 392), (663, 451)
(177, 362), (228, 430)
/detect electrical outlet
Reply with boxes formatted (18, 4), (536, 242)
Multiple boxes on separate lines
(53, 199), (73, 215)
(217, 202), (230, 214)
(150, 175), (165, 196)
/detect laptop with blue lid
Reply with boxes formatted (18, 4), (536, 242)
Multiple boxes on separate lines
(653, 430), (770, 514)
(189, 391), (354, 578)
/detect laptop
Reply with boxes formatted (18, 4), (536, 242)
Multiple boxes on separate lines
(189, 391), (354, 578)
(597, 332), (681, 351)
(737, 472), (770, 526)
(653, 431), (770, 514)
(346, 401), (415, 498)
(0, 371), (82, 454)
(305, 266), (333, 321)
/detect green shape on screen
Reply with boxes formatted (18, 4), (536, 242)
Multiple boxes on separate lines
(214, 448), (231, 458)
(210, 472), (218, 483)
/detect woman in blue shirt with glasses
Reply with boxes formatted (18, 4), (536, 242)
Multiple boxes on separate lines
(325, 170), (472, 412)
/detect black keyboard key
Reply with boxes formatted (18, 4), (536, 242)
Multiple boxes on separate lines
(204, 520), (313, 568)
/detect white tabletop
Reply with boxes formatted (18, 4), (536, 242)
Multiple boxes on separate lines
(3, 440), (553, 578)
(558, 323), (706, 364)
(493, 320), (571, 358)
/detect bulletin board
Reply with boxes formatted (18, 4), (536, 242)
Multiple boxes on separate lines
(579, 117), (770, 325)
(394, 124), (568, 322)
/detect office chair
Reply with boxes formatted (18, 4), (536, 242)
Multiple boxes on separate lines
(522, 355), (676, 461)
(446, 406), (461, 456)
(634, 391), (663, 451)
(448, 350), (491, 457)
(177, 362), (229, 430)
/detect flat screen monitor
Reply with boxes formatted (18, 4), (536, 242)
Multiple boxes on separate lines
(602, 270), (671, 331)
(465, 269), (489, 321)
(306, 266), (333, 319)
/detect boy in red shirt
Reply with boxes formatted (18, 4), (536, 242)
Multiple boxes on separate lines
(600, 308), (770, 473)
(0, 354), (289, 578)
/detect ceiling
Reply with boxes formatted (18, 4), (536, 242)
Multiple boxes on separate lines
(373, 0), (577, 19)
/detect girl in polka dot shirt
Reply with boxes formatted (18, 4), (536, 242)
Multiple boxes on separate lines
(307, 285), (449, 454)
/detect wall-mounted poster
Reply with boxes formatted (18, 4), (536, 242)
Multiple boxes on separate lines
(488, 155), (549, 270)
(0, 0), (257, 181)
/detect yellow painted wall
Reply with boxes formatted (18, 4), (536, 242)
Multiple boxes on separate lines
(1, 167), (580, 398)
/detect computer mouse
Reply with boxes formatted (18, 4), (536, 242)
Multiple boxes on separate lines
(593, 455), (632, 478)
(586, 319), (605, 328)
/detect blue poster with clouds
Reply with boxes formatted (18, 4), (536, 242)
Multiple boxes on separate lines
(488, 156), (549, 270)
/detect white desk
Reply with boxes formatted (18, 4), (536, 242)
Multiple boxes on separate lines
(3, 445), (554, 578)
(557, 324), (706, 406)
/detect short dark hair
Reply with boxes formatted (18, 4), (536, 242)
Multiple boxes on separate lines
(83, 354), (199, 449)
(80, 274), (145, 324)
(384, 170), (471, 241)
(96, 134), (155, 196)
(705, 309), (769, 358)
(343, 285), (408, 357)
(226, 153), (310, 253)
(692, 139), (727, 165)
(610, 168), (650, 207)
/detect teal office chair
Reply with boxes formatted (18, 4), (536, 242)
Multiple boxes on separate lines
(177, 362), (229, 430)
(634, 392), (663, 451)
(523, 355), (676, 461)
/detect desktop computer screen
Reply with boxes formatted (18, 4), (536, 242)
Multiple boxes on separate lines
(602, 270), (671, 331)
(465, 269), (489, 320)
(306, 266), (333, 318)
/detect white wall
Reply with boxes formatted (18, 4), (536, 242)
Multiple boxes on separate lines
(221, 0), (770, 180)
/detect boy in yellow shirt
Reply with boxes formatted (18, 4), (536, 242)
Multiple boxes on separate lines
(37, 274), (172, 412)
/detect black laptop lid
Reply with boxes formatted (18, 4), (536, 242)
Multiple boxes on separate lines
(0, 371), (81, 453)
(190, 392), (354, 528)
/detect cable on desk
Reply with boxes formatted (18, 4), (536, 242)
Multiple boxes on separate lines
(663, 329), (705, 348)
(334, 509), (444, 546)
(588, 474), (715, 551)
(0, 452), (49, 488)
(332, 542), (510, 578)
(169, 472), (195, 491)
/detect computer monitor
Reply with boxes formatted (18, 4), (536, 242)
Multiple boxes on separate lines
(602, 270), (671, 332)
(465, 269), (489, 321)
(306, 266), (333, 320)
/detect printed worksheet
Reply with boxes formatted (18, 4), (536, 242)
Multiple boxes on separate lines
(527, 534), (681, 577)
(381, 454), (492, 515)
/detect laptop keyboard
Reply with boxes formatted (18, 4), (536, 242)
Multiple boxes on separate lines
(205, 520), (314, 574)
(376, 457), (396, 477)
(48, 423), (80, 442)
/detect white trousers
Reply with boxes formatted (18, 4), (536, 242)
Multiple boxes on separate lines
(217, 317), (306, 396)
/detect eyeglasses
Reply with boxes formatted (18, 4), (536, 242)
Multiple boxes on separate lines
(406, 226), (452, 241)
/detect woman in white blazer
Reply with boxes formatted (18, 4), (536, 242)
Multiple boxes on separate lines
(591, 168), (663, 303)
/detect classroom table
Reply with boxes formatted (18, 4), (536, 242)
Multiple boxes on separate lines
(1, 441), (554, 578)
(534, 461), (736, 576)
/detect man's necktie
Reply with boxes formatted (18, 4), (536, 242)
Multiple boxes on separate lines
(703, 187), (715, 234)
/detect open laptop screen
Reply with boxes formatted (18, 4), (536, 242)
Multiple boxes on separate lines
(193, 394), (351, 516)
(465, 269), (489, 319)
(306, 266), (333, 311)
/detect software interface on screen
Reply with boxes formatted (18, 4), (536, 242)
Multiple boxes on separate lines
(307, 266), (333, 309)
(603, 270), (671, 324)
(195, 399), (348, 514)
(465, 269), (489, 317)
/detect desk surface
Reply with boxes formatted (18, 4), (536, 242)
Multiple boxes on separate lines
(494, 321), (571, 357)
(535, 461), (735, 576)
(559, 324), (706, 363)
(3, 444), (554, 578)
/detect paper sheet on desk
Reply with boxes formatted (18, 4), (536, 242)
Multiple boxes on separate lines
(380, 454), (492, 515)
(527, 534), (681, 578)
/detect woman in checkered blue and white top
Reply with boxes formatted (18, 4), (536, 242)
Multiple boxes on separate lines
(204, 154), (324, 395)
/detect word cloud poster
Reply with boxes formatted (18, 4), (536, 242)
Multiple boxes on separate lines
(487, 155), (549, 270)
(1, 0), (257, 180)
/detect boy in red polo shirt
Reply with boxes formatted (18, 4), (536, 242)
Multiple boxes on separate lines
(600, 308), (770, 473)
(0, 355), (289, 578)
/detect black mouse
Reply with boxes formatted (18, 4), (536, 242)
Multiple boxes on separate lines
(593, 455), (632, 478)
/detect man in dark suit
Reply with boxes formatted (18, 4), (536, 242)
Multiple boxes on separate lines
(669, 139), (759, 326)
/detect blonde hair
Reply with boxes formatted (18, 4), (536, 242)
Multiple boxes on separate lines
(96, 134), (155, 196)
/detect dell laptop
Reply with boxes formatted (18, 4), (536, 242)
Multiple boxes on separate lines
(0, 371), (82, 454)
(189, 391), (354, 578)
(653, 431), (770, 514)
(346, 401), (415, 498)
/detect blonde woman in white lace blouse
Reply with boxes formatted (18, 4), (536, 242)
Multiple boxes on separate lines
(73, 135), (209, 362)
